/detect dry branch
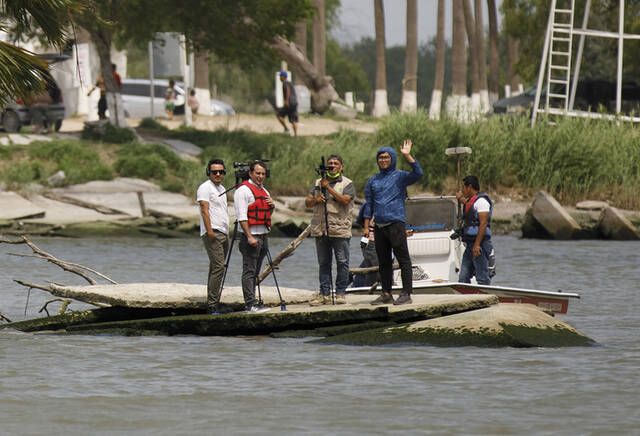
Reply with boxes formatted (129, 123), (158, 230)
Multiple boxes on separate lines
(258, 224), (311, 284)
(42, 191), (127, 215)
(14, 279), (52, 292)
(38, 298), (72, 316)
(0, 311), (11, 323)
(21, 236), (97, 284)
(8, 252), (117, 284)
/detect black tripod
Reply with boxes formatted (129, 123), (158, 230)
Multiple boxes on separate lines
(218, 176), (286, 311)
(315, 156), (336, 305)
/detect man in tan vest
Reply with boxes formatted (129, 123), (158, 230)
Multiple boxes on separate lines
(305, 155), (354, 305)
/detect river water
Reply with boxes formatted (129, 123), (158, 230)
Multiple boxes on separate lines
(1, 235), (638, 435)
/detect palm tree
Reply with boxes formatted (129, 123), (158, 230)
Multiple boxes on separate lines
(372, 0), (389, 117)
(446, 0), (469, 120)
(487, 0), (499, 104)
(294, 21), (307, 85)
(312, 0), (325, 77)
(507, 35), (520, 95)
(462, 0), (480, 117)
(429, 0), (446, 119)
(474, 0), (489, 112)
(194, 49), (211, 115)
(0, 0), (82, 106)
(401, 0), (418, 113)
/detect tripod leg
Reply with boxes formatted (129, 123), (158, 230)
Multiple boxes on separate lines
(265, 247), (286, 310)
(219, 220), (238, 295)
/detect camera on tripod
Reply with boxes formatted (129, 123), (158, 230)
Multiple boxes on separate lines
(233, 160), (271, 182)
(314, 156), (333, 178)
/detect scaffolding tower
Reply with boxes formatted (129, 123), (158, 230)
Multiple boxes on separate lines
(532, 0), (640, 126)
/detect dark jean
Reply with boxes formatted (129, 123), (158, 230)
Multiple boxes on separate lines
(239, 233), (268, 308)
(459, 236), (493, 285)
(315, 237), (350, 295)
(201, 231), (229, 310)
(374, 221), (412, 295)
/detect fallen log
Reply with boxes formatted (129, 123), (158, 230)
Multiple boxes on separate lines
(258, 224), (311, 284)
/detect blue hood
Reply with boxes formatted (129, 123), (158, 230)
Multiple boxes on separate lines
(376, 147), (396, 172)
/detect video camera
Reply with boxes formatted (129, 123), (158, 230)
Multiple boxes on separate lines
(233, 160), (271, 182)
(314, 156), (332, 178)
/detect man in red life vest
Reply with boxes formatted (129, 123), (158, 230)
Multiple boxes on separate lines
(233, 161), (274, 313)
(456, 175), (494, 285)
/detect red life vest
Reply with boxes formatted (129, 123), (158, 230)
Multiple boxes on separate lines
(240, 180), (272, 227)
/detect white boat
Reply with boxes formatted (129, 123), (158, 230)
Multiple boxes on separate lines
(348, 196), (580, 314)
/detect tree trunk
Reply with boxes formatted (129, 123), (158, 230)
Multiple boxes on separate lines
(373, 0), (389, 117)
(487, 0), (499, 104)
(312, 0), (326, 77)
(294, 21), (308, 85)
(85, 26), (127, 127)
(270, 36), (338, 113)
(474, 0), (489, 112)
(429, 0), (446, 119)
(401, 0), (418, 113)
(446, 0), (469, 120)
(462, 0), (480, 117)
(194, 50), (212, 115)
(507, 35), (520, 95)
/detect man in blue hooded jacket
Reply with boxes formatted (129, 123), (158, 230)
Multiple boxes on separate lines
(362, 139), (423, 305)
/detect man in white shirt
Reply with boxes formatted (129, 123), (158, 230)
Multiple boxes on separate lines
(233, 161), (275, 313)
(456, 175), (494, 285)
(197, 159), (230, 314)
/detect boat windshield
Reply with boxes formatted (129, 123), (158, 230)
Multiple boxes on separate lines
(405, 198), (457, 233)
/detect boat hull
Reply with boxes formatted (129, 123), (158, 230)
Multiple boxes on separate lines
(347, 281), (579, 314)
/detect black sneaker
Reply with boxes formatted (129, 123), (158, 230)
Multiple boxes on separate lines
(370, 293), (394, 305)
(393, 294), (413, 305)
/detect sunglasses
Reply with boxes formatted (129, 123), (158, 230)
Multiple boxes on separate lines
(210, 170), (226, 175)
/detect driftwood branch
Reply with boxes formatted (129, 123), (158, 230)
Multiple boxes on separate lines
(14, 279), (52, 292)
(0, 311), (11, 323)
(20, 236), (97, 284)
(0, 237), (25, 244)
(258, 224), (311, 284)
(38, 298), (72, 316)
(42, 191), (127, 215)
(8, 252), (118, 284)
(349, 262), (399, 275)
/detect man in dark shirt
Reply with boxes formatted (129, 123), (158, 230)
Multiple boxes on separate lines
(276, 71), (298, 136)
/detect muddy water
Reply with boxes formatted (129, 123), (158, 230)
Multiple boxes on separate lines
(1, 236), (638, 435)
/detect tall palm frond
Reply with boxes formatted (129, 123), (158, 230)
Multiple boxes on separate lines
(0, 0), (85, 106)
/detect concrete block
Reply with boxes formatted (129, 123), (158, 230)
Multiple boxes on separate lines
(530, 190), (581, 240)
(576, 200), (608, 211)
(599, 206), (640, 240)
(0, 192), (45, 220)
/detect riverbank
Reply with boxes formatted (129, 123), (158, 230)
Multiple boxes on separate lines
(2, 111), (640, 237)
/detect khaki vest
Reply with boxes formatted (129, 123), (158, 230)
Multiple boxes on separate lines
(310, 175), (354, 238)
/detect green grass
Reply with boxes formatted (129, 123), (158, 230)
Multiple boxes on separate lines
(2, 112), (640, 209)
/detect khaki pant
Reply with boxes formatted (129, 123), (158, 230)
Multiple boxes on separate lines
(202, 231), (229, 310)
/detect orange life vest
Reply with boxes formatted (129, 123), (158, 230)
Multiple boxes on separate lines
(240, 180), (272, 227)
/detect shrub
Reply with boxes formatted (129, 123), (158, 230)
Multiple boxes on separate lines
(82, 123), (135, 143)
(4, 161), (44, 186)
(115, 153), (167, 180)
(138, 117), (168, 130)
(29, 140), (114, 184)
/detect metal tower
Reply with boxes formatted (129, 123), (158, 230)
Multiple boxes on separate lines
(532, 0), (640, 126)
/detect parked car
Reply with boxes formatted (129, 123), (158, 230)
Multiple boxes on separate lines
(120, 78), (185, 118)
(0, 54), (68, 132)
(210, 98), (235, 116)
(492, 79), (640, 116)
(120, 78), (234, 118)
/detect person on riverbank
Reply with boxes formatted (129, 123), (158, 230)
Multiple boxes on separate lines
(234, 161), (274, 313)
(165, 80), (176, 120)
(362, 140), (423, 305)
(87, 75), (107, 120)
(305, 154), (354, 305)
(276, 71), (298, 136)
(456, 175), (494, 285)
(197, 159), (230, 315)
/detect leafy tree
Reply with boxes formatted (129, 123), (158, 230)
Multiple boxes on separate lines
(0, 0), (82, 105)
